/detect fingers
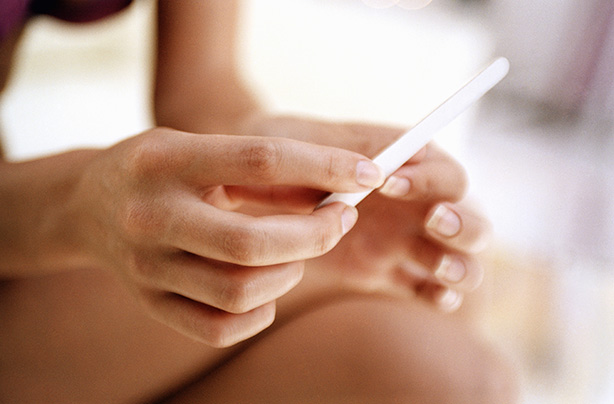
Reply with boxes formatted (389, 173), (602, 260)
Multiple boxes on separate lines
(109, 129), (382, 346)
(137, 200), (354, 347)
(393, 268), (465, 312)
(385, 199), (491, 296)
(148, 292), (277, 348)
(129, 253), (302, 346)
(134, 201), (356, 347)
(378, 144), (467, 202)
(419, 284), (465, 313)
(143, 254), (305, 314)
(400, 237), (484, 292)
(400, 202), (490, 292)
(167, 200), (359, 266)
(374, 142), (490, 303)
(136, 130), (385, 192)
(424, 202), (492, 254)
(223, 185), (326, 213)
(125, 199), (353, 348)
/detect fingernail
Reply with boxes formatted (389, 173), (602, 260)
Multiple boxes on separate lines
(434, 255), (466, 283)
(437, 289), (463, 312)
(426, 204), (461, 237)
(341, 206), (358, 235)
(356, 161), (385, 188)
(379, 175), (410, 197)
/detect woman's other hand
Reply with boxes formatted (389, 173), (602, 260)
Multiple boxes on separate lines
(242, 114), (491, 311)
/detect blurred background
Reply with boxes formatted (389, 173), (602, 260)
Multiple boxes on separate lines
(1, 0), (613, 402)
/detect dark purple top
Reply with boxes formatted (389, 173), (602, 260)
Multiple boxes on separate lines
(1, 0), (133, 41)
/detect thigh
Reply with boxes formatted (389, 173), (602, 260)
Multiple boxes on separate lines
(159, 295), (519, 404)
(0, 268), (237, 403)
(0, 265), (372, 403)
(0, 268), (518, 404)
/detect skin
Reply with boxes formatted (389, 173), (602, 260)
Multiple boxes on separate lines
(0, 1), (518, 403)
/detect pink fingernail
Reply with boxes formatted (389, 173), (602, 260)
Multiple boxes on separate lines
(434, 255), (466, 284)
(379, 175), (411, 197)
(437, 289), (463, 312)
(426, 204), (461, 237)
(356, 161), (385, 188)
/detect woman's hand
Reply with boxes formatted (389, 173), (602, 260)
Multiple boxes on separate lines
(242, 114), (491, 311)
(317, 144), (491, 311)
(69, 127), (385, 347)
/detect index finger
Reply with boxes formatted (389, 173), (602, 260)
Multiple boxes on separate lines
(181, 134), (386, 193)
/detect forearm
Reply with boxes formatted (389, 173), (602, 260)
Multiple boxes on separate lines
(154, 71), (262, 135)
(153, 0), (262, 135)
(0, 149), (99, 277)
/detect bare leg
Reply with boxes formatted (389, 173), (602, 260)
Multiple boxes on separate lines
(159, 295), (519, 404)
(0, 268), (236, 403)
(0, 267), (518, 404)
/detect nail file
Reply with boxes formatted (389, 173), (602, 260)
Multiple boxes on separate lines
(317, 57), (510, 208)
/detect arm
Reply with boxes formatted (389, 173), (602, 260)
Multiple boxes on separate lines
(0, 150), (100, 275)
(154, 0), (260, 134)
(0, 22), (95, 275)
(0, 1), (390, 346)
(0, 1), (251, 274)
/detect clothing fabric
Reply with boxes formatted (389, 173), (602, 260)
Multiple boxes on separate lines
(1, 0), (133, 41)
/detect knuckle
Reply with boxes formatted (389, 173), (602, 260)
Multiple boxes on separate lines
(241, 140), (283, 182)
(203, 305), (276, 348)
(323, 153), (339, 182)
(219, 223), (268, 265)
(218, 276), (257, 314)
(204, 321), (250, 349)
(203, 321), (238, 348)
(124, 131), (175, 180)
(311, 226), (338, 257)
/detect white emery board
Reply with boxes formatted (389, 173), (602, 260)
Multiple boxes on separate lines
(318, 57), (510, 208)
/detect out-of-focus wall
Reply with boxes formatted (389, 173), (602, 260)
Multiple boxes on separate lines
(487, 0), (614, 122)
(0, 0), (155, 160)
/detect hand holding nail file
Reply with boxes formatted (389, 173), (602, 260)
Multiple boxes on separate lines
(317, 57), (510, 208)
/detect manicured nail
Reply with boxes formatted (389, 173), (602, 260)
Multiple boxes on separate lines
(356, 161), (385, 188)
(437, 289), (463, 312)
(434, 255), (466, 284)
(426, 204), (461, 237)
(379, 175), (410, 197)
(341, 206), (359, 235)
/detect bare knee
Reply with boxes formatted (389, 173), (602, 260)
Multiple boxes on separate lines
(313, 296), (520, 404)
(160, 294), (520, 404)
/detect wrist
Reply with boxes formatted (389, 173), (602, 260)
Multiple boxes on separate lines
(0, 149), (101, 276)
